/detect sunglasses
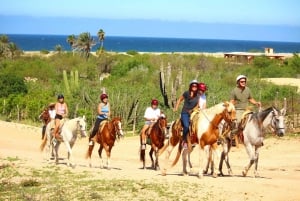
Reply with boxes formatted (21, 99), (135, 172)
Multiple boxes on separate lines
(239, 80), (246, 83)
(191, 85), (198, 88)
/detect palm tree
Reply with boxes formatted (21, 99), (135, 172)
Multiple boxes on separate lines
(73, 32), (96, 60)
(55, 44), (62, 54)
(67, 34), (76, 56)
(97, 29), (105, 52)
(7, 42), (20, 59)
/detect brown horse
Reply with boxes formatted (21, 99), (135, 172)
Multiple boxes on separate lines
(158, 118), (195, 169)
(140, 116), (168, 170)
(162, 102), (236, 178)
(39, 107), (51, 139)
(85, 117), (124, 169)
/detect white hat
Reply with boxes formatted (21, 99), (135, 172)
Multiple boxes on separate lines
(189, 79), (198, 85)
(236, 75), (247, 82)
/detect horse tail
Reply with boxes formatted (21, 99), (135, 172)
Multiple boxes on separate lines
(170, 142), (183, 168)
(40, 132), (47, 151)
(158, 140), (169, 156)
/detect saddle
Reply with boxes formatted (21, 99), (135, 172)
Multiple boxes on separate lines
(99, 120), (108, 133)
(239, 109), (253, 130)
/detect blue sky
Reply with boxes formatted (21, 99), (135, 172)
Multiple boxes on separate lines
(1, 0), (300, 42)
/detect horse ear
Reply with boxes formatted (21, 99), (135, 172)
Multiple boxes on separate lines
(83, 115), (86, 120)
(281, 98), (287, 116)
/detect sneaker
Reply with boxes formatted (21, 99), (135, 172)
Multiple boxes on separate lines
(89, 140), (94, 146)
(182, 142), (188, 149)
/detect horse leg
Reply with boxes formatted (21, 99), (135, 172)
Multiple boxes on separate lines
(242, 144), (255, 177)
(140, 133), (146, 169)
(253, 146), (260, 177)
(203, 145), (212, 174)
(224, 140), (233, 175)
(54, 142), (60, 164)
(98, 145), (104, 168)
(149, 147), (155, 169)
(104, 146), (112, 170)
(182, 148), (189, 175)
(155, 148), (160, 170)
(87, 144), (95, 167)
(64, 141), (73, 167)
(211, 143), (220, 178)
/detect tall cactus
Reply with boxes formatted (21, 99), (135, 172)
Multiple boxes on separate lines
(63, 70), (71, 94)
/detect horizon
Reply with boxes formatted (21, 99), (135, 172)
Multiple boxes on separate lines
(3, 32), (300, 44)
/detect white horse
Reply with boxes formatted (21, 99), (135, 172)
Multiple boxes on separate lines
(242, 106), (286, 177)
(40, 116), (87, 167)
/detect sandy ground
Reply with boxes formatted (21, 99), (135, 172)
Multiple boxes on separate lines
(1, 120), (300, 201)
(262, 78), (300, 93)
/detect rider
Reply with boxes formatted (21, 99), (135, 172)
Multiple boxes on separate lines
(53, 94), (69, 141)
(174, 80), (200, 149)
(198, 82), (207, 110)
(140, 99), (162, 149)
(230, 75), (261, 142)
(89, 93), (110, 145)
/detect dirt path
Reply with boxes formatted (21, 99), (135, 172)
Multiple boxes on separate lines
(1, 120), (300, 201)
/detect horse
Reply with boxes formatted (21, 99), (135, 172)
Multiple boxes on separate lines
(241, 106), (286, 177)
(203, 120), (234, 176)
(163, 101), (236, 178)
(158, 118), (194, 169)
(140, 116), (168, 170)
(85, 117), (124, 169)
(39, 107), (51, 139)
(40, 116), (87, 167)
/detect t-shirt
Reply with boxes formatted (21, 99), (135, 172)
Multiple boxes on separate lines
(198, 94), (206, 109)
(181, 91), (200, 113)
(230, 86), (252, 109)
(49, 109), (56, 119)
(144, 107), (161, 124)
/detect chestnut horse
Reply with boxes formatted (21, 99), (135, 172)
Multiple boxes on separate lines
(39, 107), (51, 139)
(162, 102), (236, 178)
(86, 117), (124, 169)
(140, 116), (168, 170)
(158, 118), (194, 169)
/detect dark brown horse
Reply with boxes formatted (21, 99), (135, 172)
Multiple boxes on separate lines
(140, 116), (168, 170)
(85, 117), (124, 169)
(39, 107), (51, 139)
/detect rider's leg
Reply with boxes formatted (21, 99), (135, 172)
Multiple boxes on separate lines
(181, 113), (190, 148)
(89, 118), (102, 145)
(140, 124), (149, 149)
(53, 119), (61, 140)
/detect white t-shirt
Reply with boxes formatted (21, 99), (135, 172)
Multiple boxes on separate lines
(49, 109), (56, 119)
(144, 107), (161, 124)
(198, 94), (207, 109)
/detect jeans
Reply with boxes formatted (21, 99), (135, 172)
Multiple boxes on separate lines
(181, 112), (190, 142)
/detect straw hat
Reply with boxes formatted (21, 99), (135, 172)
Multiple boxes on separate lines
(48, 103), (55, 108)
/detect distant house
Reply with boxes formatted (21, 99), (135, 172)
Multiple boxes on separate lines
(224, 48), (292, 64)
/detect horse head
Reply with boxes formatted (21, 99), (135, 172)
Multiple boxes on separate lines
(39, 108), (50, 124)
(156, 116), (168, 136)
(112, 117), (124, 137)
(222, 101), (237, 128)
(270, 107), (286, 137)
(77, 116), (87, 138)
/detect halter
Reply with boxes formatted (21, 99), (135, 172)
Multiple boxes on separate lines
(270, 110), (285, 131)
(112, 119), (124, 138)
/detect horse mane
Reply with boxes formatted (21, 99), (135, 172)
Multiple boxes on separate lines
(250, 107), (275, 122)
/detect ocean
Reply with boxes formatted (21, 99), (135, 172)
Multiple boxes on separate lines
(6, 34), (300, 53)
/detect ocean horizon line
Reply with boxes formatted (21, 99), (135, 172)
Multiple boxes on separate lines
(5, 34), (300, 53)
(4, 33), (300, 44)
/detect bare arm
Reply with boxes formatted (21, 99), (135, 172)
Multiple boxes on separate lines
(173, 95), (184, 112)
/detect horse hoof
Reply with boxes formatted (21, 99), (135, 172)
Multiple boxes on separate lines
(161, 169), (167, 176)
(212, 173), (218, 178)
(242, 170), (247, 177)
(197, 174), (204, 179)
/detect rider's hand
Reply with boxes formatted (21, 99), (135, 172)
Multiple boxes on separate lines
(256, 102), (261, 107)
